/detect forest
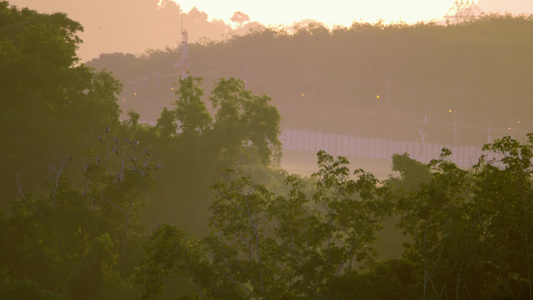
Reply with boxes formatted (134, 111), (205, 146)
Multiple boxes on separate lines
(86, 13), (533, 146)
(1, 1), (533, 299)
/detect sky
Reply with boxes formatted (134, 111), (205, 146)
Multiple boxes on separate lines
(169, 0), (533, 25)
(172, 0), (450, 26)
(8, 0), (533, 62)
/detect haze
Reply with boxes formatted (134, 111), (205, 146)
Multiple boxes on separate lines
(9, 0), (533, 62)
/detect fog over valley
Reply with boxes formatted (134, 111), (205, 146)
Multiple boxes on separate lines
(2, 1), (533, 299)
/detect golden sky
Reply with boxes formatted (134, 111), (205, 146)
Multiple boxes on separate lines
(172, 0), (451, 25)
(171, 0), (532, 25)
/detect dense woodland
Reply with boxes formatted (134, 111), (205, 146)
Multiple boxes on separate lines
(87, 13), (533, 146)
(1, 1), (533, 299)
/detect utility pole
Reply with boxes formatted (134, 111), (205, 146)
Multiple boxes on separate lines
(385, 70), (391, 138)
(173, 18), (189, 78)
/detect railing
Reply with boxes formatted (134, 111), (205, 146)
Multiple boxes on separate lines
(279, 128), (486, 168)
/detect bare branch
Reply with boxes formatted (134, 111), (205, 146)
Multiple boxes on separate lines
(46, 158), (65, 215)
(16, 174), (43, 217)
(97, 186), (126, 215)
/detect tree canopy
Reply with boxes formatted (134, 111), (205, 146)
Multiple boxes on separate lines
(137, 137), (533, 299)
(0, 1), (122, 209)
(2, 2), (533, 299)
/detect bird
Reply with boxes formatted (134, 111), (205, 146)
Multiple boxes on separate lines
(144, 149), (150, 157)
(67, 155), (72, 162)
(143, 163), (149, 170)
(98, 136), (102, 142)
(105, 127), (110, 134)
(155, 163), (163, 169)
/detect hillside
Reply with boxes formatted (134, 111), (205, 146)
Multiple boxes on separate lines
(87, 15), (533, 147)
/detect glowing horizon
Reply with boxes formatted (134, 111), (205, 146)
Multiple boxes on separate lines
(170, 0), (501, 27)
(172, 0), (449, 26)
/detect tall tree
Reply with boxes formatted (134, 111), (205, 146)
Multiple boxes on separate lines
(0, 2), (122, 209)
(146, 76), (281, 232)
(394, 136), (533, 299)
(137, 151), (391, 299)
(210, 77), (281, 166)
(1, 125), (155, 297)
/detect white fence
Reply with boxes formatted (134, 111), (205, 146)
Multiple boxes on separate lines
(279, 129), (485, 168)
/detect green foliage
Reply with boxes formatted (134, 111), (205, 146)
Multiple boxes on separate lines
(173, 76), (212, 136)
(7, 3), (533, 298)
(0, 124), (156, 296)
(393, 136), (533, 299)
(326, 259), (417, 299)
(157, 74), (281, 168)
(156, 107), (178, 139)
(0, 2), (122, 209)
(135, 225), (205, 300)
(210, 77), (281, 165)
(145, 75), (282, 234)
(137, 151), (391, 299)
(386, 153), (431, 193)
(66, 233), (119, 300)
(0, 279), (58, 300)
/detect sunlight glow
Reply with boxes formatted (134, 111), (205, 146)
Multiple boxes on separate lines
(171, 0), (454, 26)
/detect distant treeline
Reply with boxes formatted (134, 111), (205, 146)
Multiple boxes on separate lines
(88, 14), (533, 146)
(3, 2), (533, 299)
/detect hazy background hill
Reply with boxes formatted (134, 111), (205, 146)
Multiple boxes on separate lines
(87, 15), (533, 148)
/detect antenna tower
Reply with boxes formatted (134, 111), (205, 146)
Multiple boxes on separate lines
(445, 0), (482, 23)
(173, 18), (189, 78)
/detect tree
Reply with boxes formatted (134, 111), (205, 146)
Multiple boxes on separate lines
(173, 76), (213, 136)
(0, 123), (156, 297)
(0, 279), (58, 300)
(394, 149), (483, 299)
(474, 135), (533, 299)
(386, 153), (431, 193)
(230, 11), (250, 26)
(0, 2), (122, 209)
(146, 75), (281, 233)
(156, 107), (178, 139)
(210, 77), (281, 165)
(137, 150), (391, 299)
(66, 233), (121, 300)
(392, 136), (533, 299)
